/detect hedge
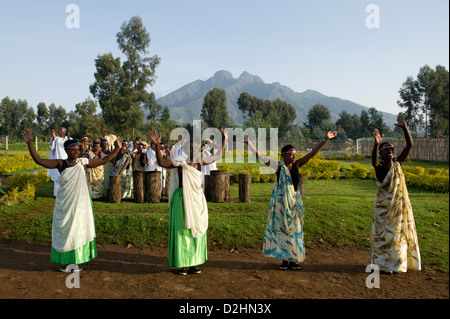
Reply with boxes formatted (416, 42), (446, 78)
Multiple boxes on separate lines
(218, 156), (448, 193)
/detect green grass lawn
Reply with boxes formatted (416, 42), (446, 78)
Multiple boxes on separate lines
(0, 178), (448, 272)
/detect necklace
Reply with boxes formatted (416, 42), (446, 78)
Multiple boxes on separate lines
(66, 159), (77, 167)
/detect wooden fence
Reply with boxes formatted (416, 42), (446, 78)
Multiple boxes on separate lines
(356, 138), (449, 162)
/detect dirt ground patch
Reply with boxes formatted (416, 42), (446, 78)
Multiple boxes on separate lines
(0, 241), (448, 300)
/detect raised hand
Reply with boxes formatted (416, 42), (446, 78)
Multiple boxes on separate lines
(23, 129), (33, 144)
(395, 117), (407, 128)
(51, 129), (56, 140)
(325, 131), (338, 141)
(373, 128), (384, 144)
(149, 131), (161, 145)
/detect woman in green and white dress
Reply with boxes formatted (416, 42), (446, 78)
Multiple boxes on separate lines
(149, 128), (227, 275)
(23, 129), (122, 272)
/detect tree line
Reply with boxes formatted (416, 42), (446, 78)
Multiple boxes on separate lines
(199, 88), (394, 143)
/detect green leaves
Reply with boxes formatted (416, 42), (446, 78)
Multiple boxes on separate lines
(237, 92), (296, 138)
(90, 16), (160, 135)
(398, 64), (449, 138)
(201, 88), (230, 129)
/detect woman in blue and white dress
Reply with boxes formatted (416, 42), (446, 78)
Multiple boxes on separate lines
(244, 131), (337, 270)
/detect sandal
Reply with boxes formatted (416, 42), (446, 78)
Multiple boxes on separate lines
(59, 264), (83, 273)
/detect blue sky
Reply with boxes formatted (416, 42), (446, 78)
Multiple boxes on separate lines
(0, 0), (448, 117)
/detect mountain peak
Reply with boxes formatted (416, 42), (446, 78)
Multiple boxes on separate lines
(300, 89), (327, 99)
(239, 71), (264, 83)
(156, 70), (397, 127)
(212, 70), (233, 81)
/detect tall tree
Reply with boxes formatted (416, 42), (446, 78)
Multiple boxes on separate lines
(368, 107), (389, 135)
(90, 16), (160, 135)
(398, 64), (449, 138)
(237, 92), (255, 118)
(359, 110), (371, 137)
(397, 75), (423, 137)
(159, 106), (171, 123)
(47, 103), (67, 133)
(336, 111), (354, 136)
(144, 92), (163, 125)
(237, 92), (296, 138)
(416, 65), (435, 138)
(36, 102), (50, 136)
(68, 97), (108, 138)
(428, 65), (449, 138)
(0, 97), (29, 140)
(306, 103), (330, 129)
(18, 106), (37, 136)
(201, 88), (230, 128)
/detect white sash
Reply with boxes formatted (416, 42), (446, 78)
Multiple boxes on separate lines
(52, 158), (96, 252)
(169, 156), (208, 238)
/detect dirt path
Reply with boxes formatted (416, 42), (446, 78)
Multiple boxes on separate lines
(0, 241), (448, 300)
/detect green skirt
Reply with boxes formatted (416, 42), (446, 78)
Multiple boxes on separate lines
(50, 238), (97, 265)
(168, 188), (207, 268)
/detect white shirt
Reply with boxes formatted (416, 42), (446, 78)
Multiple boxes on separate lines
(145, 148), (162, 172)
(48, 135), (68, 181)
(202, 148), (217, 174)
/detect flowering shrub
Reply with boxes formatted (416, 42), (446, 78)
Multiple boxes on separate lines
(0, 154), (42, 174)
(0, 170), (49, 205)
(343, 162), (375, 179)
(219, 159), (448, 193)
(403, 166), (449, 193)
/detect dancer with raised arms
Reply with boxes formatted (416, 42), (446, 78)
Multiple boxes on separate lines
(244, 131), (337, 270)
(371, 118), (421, 274)
(23, 129), (122, 272)
(149, 129), (228, 275)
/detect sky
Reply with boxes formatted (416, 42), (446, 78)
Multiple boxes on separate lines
(0, 0), (448, 117)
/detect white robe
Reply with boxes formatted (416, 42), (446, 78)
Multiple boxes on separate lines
(169, 156), (208, 238)
(52, 158), (96, 253)
(201, 148), (217, 185)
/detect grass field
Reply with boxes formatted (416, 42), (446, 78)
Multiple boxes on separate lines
(0, 178), (448, 272)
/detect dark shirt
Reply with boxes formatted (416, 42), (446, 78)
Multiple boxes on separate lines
(276, 163), (300, 191)
(178, 164), (201, 188)
(376, 159), (397, 182)
(60, 159), (76, 173)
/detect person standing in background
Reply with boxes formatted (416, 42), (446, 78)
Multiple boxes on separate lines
(80, 136), (90, 159)
(101, 139), (113, 199)
(201, 139), (217, 186)
(85, 139), (104, 200)
(48, 126), (69, 196)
